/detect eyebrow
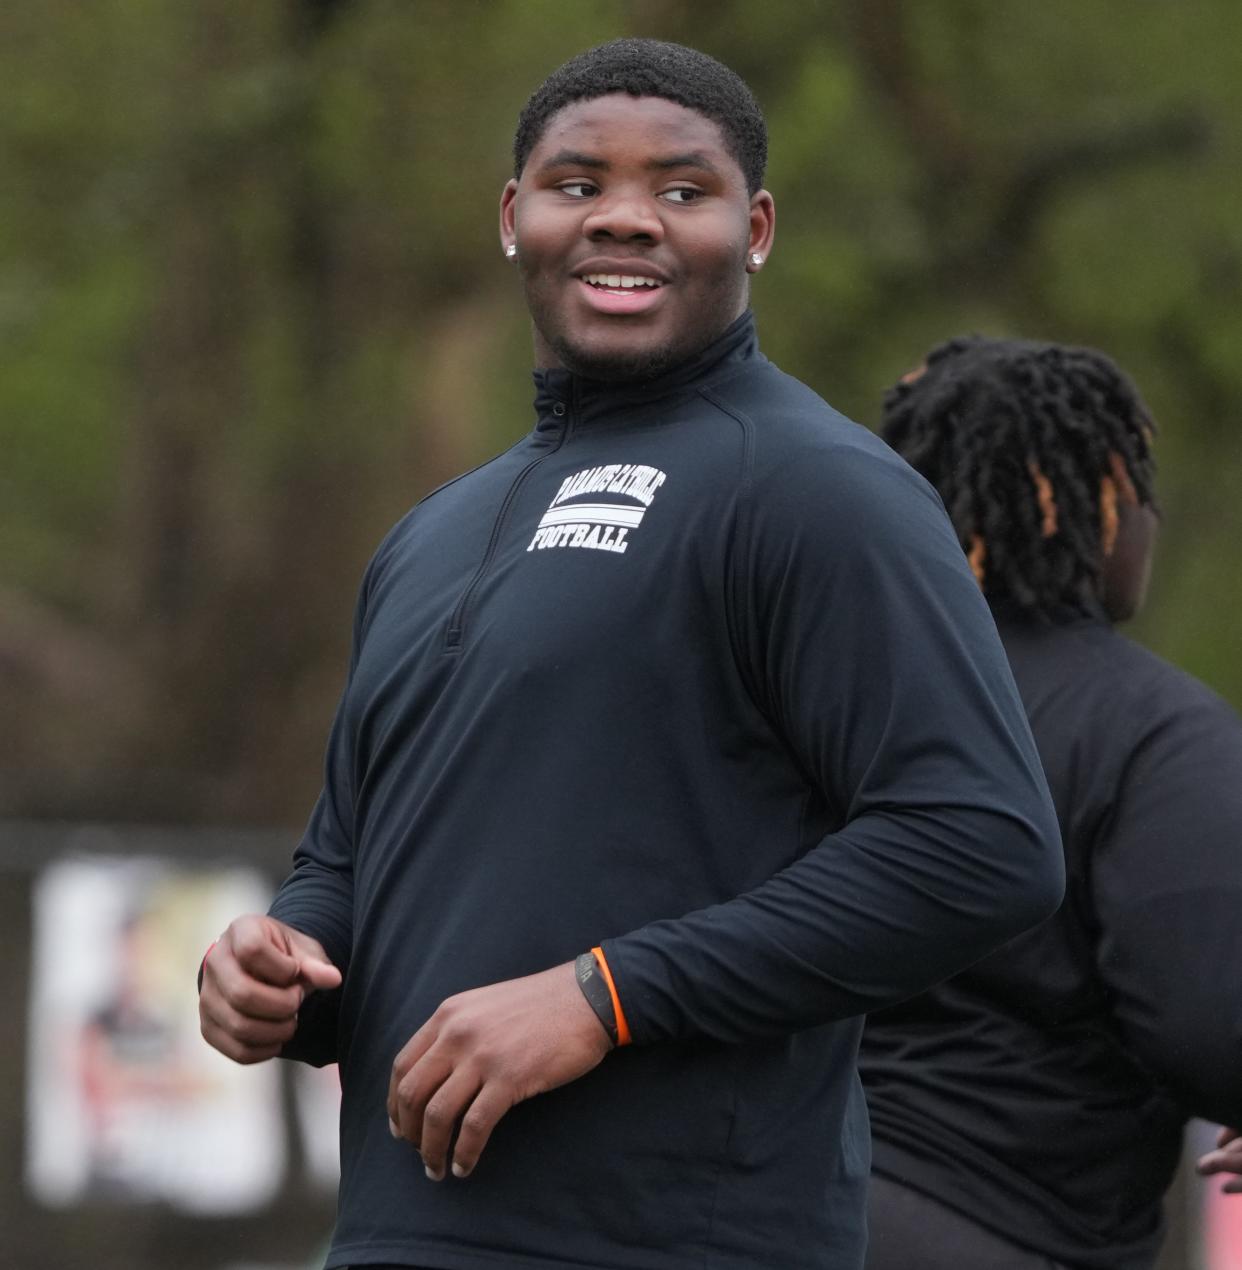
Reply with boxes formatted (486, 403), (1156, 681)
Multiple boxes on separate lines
(648, 151), (722, 177)
(537, 150), (608, 173)
(536, 149), (723, 177)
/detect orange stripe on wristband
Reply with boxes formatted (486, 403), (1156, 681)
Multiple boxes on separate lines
(591, 945), (631, 1047)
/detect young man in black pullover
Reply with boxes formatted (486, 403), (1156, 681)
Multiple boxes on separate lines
(862, 336), (1242, 1270)
(199, 42), (1063, 1270)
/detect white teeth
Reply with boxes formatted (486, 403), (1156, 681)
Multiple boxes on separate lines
(581, 273), (661, 289)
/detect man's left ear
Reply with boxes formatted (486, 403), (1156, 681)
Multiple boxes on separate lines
(747, 190), (775, 273)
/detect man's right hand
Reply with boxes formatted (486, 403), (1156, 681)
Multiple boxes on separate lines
(198, 914), (341, 1064)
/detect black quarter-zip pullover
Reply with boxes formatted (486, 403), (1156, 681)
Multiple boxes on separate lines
(270, 314), (1063, 1270)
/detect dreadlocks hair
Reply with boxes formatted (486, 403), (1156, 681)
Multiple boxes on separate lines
(513, 39), (768, 195)
(881, 336), (1158, 622)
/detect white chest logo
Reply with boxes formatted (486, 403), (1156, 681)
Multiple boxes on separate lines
(527, 463), (668, 555)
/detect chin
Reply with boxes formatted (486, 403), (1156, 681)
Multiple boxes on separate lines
(552, 336), (686, 383)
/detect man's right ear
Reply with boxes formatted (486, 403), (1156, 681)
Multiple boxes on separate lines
(499, 179), (519, 260)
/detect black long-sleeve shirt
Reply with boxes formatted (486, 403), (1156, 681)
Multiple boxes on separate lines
(861, 613), (1242, 1269)
(269, 315), (1063, 1270)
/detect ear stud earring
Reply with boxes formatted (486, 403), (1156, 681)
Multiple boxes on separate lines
(750, 253), (764, 266)
(505, 244), (517, 259)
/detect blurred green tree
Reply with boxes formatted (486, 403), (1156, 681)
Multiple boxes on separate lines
(1, 0), (1238, 826)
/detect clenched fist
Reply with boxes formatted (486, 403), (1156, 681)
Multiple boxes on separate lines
(199, 914), (341, 1064)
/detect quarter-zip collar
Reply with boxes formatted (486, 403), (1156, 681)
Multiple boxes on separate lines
(531, 310), (761, 432)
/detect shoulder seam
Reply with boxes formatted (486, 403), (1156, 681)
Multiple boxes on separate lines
(412, 437), (529, 512)
(363, 437), (531, 610)
(699, 384), (762, 723)
(698, 383), (756, 541)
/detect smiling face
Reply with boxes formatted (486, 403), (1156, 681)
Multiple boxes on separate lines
(500, 94), (775, 382)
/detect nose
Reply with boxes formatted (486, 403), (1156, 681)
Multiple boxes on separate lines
(581, 187), (664, 244)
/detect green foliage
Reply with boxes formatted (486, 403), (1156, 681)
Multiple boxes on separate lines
(2, 0), (1241, 822)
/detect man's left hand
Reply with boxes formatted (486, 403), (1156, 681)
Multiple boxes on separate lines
(386, 961), (614, 1180)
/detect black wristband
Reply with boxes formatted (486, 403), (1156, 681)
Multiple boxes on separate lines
(575, 951), (618, 1044)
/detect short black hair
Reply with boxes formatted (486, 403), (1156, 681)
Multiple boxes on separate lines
(881, 335), (1157, 621)
(513, 38), (767, 195)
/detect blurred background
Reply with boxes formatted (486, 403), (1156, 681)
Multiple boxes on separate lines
(1, 1), (1239, 1267)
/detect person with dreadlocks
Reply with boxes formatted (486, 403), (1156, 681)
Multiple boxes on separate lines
(860, 335), (1242, 1270)
(198, 41), (1064, 1270)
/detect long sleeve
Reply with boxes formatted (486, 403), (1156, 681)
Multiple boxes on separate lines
(602, 442), (1064, 1045)
(267, 569), (372, 1064)
(1093, 679), (1242, 1126)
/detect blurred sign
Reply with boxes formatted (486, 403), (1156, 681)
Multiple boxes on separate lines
(295, 1063), (342, 1191)
(25, 852), (286, 1212)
